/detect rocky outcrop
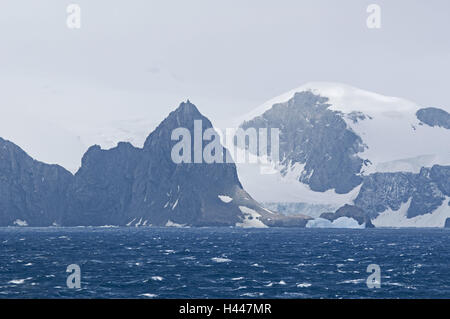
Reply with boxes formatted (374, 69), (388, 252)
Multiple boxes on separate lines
(315, 164), (450, 228)
(320, 204), (373, 228)
(354, 165), (449, 219)
(445, 218), (450, 228)
(416, 107), (450, 129)
(0, 137), (73, 226)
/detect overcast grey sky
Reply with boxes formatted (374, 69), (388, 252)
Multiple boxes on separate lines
(0, 1), (449, 169)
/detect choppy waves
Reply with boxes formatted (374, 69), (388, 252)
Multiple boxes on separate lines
(0, 227), (449, 298)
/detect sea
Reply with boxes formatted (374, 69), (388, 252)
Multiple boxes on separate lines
(0, 227), (449, 299)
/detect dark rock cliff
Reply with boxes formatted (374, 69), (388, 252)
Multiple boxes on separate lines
(0, 137), (73, 226)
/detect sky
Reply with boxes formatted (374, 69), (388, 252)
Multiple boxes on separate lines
(0, 0), (449, 171)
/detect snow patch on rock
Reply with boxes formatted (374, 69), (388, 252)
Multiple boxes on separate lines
(218, 195), (233, 203)
(236, 206), (268, 228)
(372, 197), (450, 228)
(234, 159), (360, 208)
(165, 220), (187, 228)
(13, 219), (28, 227)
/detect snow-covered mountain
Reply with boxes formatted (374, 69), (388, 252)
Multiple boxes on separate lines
(2, 81), (448, 228)
(235, 82), (450, 227)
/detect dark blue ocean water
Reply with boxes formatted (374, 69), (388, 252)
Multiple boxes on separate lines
(0, 227), (449, 298)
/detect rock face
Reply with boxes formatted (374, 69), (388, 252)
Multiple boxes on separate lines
(416, 107), (450, 129)
(0, 101), (310, 227)
(0, 137), (73, 226)
(445, 218), (450, 228)
(354, 165), (450, 219)
(64, 142), (141, 226)
(325, 165), (450, 227)
(240, 91), (365, 194)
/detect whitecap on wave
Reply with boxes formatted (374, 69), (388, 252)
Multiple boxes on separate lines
(8, 277), (32, 285)
(338, 279), (365, 284)
(231, 277), (244, 281)
(151, 276), (164, 281)
(211, 257), (231, 263)
(241, 292), (264, 297)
